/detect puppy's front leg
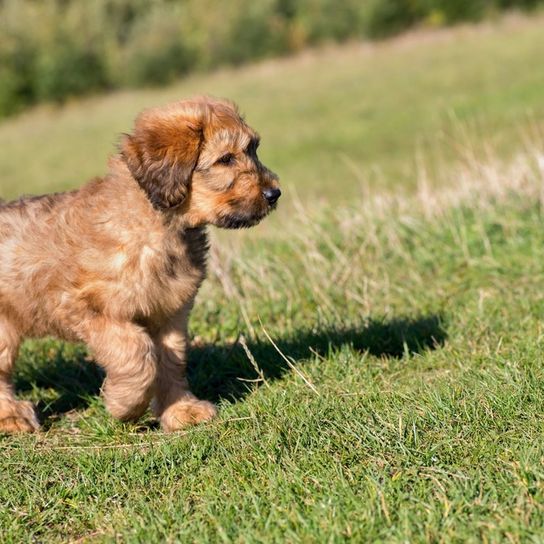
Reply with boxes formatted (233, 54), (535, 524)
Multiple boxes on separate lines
(77, 317), (157, 421)
(152, 309), (216, 432)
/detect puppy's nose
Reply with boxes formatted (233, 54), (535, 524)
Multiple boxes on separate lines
(262, 188), (281, 205)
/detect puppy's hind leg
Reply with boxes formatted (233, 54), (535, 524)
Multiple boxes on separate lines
(76, 317), (157, 421)
(0, 314), (40, 434)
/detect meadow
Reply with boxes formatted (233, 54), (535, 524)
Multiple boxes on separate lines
(2, 13), (544, 543)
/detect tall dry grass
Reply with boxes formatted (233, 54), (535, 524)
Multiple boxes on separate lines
(203, 136), (544, 340)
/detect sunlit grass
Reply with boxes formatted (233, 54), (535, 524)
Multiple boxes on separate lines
(3, 139), (544, 541)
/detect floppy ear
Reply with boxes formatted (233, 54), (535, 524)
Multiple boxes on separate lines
(121, 113), (203, 210)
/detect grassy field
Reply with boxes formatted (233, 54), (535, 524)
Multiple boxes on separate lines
(2, 12), (544, 543)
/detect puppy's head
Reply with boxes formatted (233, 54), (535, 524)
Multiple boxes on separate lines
(121, 97), (280, 228)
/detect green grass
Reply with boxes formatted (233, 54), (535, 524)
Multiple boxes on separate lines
(3, 12), (544, 543)
(4, 150), (544, 542)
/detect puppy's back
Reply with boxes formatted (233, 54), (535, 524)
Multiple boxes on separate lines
(0, 192), (77, 326)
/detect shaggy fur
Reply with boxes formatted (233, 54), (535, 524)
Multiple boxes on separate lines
(0, 97), (280, 433)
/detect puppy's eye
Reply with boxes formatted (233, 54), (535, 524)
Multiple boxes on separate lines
(217, 153), (234, 166)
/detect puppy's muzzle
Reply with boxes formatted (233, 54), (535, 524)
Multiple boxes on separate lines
(262, 188), (281, 205)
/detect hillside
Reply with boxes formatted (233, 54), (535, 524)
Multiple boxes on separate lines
(1, 13), (543, 209)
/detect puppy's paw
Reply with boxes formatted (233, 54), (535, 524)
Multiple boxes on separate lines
(0, 400), (40, 434)
(160, 399), (217, 432)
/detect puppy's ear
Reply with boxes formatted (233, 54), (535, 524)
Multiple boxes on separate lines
(121, 113), (203, 210)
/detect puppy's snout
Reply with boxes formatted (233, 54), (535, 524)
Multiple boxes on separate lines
(262, 188), (281, 205)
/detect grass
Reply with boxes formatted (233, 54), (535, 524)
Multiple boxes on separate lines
(2, 11), (544, 544)
(4, 146), (544, 542)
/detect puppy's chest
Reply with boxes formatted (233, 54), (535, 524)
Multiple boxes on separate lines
(138, 227), (209, 315)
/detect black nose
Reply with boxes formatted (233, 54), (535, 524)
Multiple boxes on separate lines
(262, 188), (281, 205)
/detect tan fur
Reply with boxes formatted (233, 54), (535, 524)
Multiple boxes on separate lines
(0, 97), (279, 433)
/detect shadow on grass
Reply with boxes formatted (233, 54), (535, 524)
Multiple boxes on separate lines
(14, 314), (446, 421)
(189, 314), (447, 402)
(14, 342), (104, 424)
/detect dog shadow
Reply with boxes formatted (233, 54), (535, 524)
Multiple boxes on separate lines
(14, 313), (446, 422)
(188, 314), (447, 402)
(14, 343), (104, 423)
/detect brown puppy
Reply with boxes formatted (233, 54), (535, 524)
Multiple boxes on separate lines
(0, 97), (280, 433)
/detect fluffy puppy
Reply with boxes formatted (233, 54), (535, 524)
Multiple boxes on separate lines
(0, 97), (280, 433)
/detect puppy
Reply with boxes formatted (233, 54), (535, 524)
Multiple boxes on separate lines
(0, 97), (280, 433)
